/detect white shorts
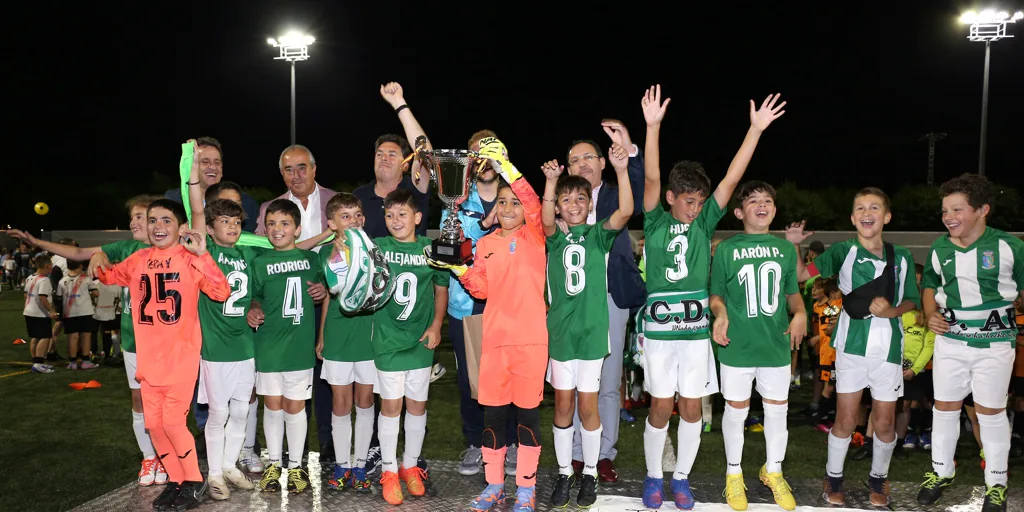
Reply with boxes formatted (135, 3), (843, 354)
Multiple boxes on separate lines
(932, 335), (1014, 409)
(124, 351), (141, 390)
(546, 358), (604, 393)
(835, 352), (903, 402)
(719, 364), (790, 402)
(256, 369), (314, 401)
(198, 359), (256, 409)
(377, 368), (430, 402)
(642, 338), (719, 399)
(321, 359), (377, 387)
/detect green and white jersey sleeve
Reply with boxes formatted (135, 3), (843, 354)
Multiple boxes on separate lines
(710, 234), (799, 367)
(199, 241), (264, 362)
(546, 220), (619, 362)
(641, 200), (725, 341)
(922, 227), (1024, 347)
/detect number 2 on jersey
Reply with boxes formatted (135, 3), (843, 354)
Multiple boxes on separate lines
(394, 272), (418, 321)
(223, 271), (248, 317)
(737, 261), (782, 317)
(283, 276), (303, 324)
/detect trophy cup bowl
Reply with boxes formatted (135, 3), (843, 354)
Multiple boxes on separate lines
(417, 146), (483, 265)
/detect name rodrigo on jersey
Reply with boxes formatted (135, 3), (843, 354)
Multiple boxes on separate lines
(732, 245), (783, 261)
(266, 259), (311, 275)
(384, 251), (426, 267)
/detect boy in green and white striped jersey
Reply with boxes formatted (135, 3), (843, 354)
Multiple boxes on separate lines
(788, 187), (919, 507)
(915, 174), (1024, 512)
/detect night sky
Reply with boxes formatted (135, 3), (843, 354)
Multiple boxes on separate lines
(8, 1), (1023, 230)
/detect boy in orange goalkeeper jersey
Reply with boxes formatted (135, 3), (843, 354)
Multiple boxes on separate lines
(98, 198), (230, 510)
(429, 138), (547, 512)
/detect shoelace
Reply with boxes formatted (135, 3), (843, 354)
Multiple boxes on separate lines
(985, 486), (1006, 505)
(380, 471), (399, 486)
(404, 466), (428, 483)
(767, 474), (791, 500)
(919, 472), (941, 489)
(724, 477), (747, 501)
(288, 468), (308, 488)
(259, 465), (280, 487)
(139, 458), (158, 476)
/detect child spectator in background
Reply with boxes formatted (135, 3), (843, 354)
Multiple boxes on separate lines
(57, 259), (99, 369)
(24, 255), (57, 374)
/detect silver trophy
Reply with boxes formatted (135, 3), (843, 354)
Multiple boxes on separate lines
(412, 136), (482, 264)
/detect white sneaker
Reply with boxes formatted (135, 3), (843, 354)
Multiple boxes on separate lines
(208, 475), (230, 500)
(430, 362), (447, 383)
(154, 460), (169, 485)
(239, 448), (264, 473)
(223, 467), (256, 490)
(138, 456), (159, 486)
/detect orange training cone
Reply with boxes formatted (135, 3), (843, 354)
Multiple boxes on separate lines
(69, 382), (88, 391)
(84, 380), (102, 389)
(12, 338), (26, 345)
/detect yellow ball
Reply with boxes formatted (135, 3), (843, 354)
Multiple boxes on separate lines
(34, 202), (49, 215)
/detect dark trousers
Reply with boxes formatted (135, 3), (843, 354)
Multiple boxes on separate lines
(307, 304), (334, 455)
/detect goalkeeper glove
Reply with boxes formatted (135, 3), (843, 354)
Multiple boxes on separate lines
(423, 247), (468, 277)
(477, 137), (522, 183)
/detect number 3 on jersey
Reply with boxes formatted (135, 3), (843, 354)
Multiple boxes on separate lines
(283, 276), (304, 324)
(666, 235), (689, 281)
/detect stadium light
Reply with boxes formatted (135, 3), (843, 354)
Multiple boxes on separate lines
(268, 31), (315, 145)
(958, 8), (1022, 177)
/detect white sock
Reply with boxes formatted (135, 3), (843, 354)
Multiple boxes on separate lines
(244, 400), (258, 452)
(205, 407), (229, 477)
(826, 432), (851, 478)
(553, 424), (574, 476)
(977, 411), (1011, 486)
(763, 402), (789, 474)
(870, 434), (897, 479)
(223, 399), (248, 468)
(332, 413), (352, 467)
(354, 405), (374, 466)
(674, 418), (702, 480)
(702, 395), (713, 425)
(132, 410), (156, 459)
(581, 425), (603, 477)
(643, 418), (668, 479)
(931, 407), (960, 479)
(379, 414), (401, 473)
(264, 408), (285, 465)
(723, 405), (748, 475)
(402, 412), (427, 469)
(284, 411), (307, 469)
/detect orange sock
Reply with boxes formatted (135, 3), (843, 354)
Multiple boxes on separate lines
(482, 446), (506, 485)
(516, 445), (541, 488)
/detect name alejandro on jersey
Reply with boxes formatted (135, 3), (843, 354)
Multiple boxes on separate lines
(384, 251), (426, 267)
(732, 245), (784, 261)
(266, 259), (311, 275)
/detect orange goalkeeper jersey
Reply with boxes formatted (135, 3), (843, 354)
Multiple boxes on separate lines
(459, 178), (548, 351)
(98, 245), (230, 386)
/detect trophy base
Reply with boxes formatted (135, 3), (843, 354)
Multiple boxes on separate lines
(431, 238), (473, 265)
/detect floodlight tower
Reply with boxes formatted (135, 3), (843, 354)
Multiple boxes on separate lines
(918, 133), (947, 186)
(268, 31), (315, 146)
(958, 9), (1023, 177)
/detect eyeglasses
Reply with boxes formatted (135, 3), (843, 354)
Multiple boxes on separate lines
(568, 154), (600, 167)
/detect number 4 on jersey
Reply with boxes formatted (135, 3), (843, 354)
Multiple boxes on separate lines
(283, 276), (304, 324)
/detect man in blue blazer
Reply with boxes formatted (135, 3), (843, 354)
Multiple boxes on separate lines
(564, 120), (646, 482)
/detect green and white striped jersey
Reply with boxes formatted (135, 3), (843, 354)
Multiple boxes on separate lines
(811, 239), (919, 364)
(921, 227), (1024, 348)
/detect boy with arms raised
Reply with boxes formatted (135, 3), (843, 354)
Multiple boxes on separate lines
(788, 188), (919, 507)
(97, 198), (231, 510)
(539, 143), (633, 508)
(316, 193), (376, 491)
(639, 85), (786, 509)
(372, 188), (448, 506)
(915, 174), (1024, 512)
(248, 199), (325, 494)
(709, 181), (806, 511)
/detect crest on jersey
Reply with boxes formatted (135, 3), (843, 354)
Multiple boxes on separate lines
(337, 228), (395, 314)
(981, 250), (995, 270)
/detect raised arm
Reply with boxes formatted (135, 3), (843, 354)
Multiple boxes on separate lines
(183, 231), (231, 302)
(477, 137), (543, 232)
(185, 140), (205, 230)
(602, 119), (644, 216)
(96, 256), (134, 288)
(711, 93), (787, 210)
(540, 160), (564, 237)
(381, 82), (431, 194)
(604, 144), (634, 231)
(784, 221), (814, 282)
(641, 85), (670, 213)
(4, 230), (102, 262)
